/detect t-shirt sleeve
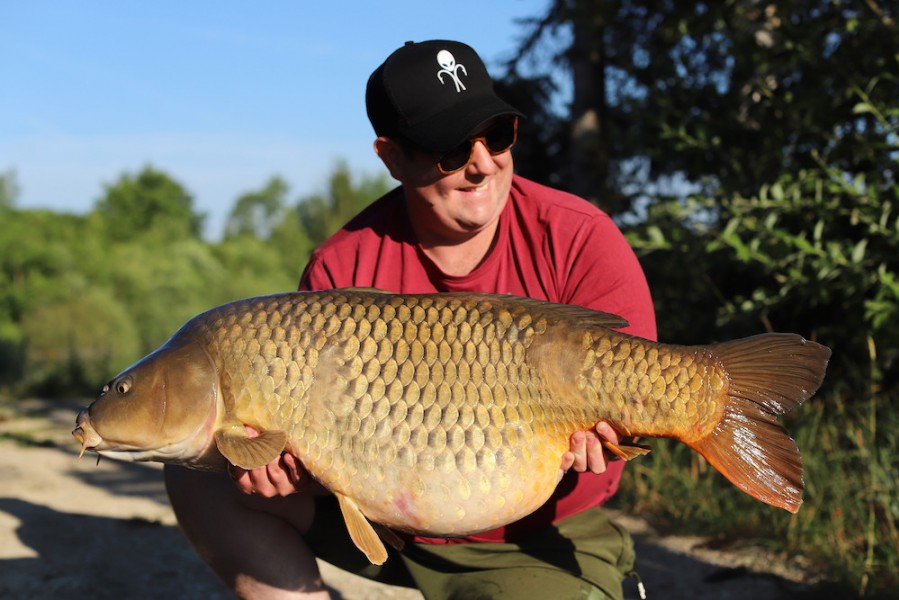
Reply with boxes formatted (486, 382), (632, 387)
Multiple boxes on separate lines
(297, 252), (338, 292)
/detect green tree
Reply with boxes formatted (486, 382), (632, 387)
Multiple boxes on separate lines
(502, 0), (898, 371)
(211, 235), (299, 299)
(296, 162), (391, 248)
(500, 0), (898, 213)
(105, 233), (226, 353)
(93, 166), (205, 240)
(0, 169), (19, 209)
(224, 176), (290, 240)
(21, 283), (140, 395)
(0, 208), (112, 391)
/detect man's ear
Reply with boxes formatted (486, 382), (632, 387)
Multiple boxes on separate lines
(374, 137), (405, 180)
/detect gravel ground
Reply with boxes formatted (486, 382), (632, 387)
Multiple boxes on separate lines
(0, 398), (842, 599)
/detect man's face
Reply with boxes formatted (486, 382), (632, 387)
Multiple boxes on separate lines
(383, 119), (515, 246)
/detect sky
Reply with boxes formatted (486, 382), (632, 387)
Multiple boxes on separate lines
(1, 1), (553, 239)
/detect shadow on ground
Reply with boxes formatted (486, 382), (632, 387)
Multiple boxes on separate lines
(0, 496), (231, 599)
(0, 490), (852, 600)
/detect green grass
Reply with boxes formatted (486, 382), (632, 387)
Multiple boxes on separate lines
(611, 387), (899, 597)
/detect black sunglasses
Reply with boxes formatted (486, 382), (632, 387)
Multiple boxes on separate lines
(436, 116), (519, 175)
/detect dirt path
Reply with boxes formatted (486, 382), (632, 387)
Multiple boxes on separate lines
(1, 399), (829, 599)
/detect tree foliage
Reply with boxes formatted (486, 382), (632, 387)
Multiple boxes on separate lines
(502, 0), (898, 374)
(296, 161), (391, 248)
(0, 162), (389, 394)
(94, 165), (205, 240)
(501, 0), (898, 211)
(0, 169), (19, 209)
(225, 176), (290, 241)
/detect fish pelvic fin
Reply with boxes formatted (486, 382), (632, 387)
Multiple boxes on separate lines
(214, 426), (287, 469)
(336, 493), (389, 565)
(687, 333), (831, 513)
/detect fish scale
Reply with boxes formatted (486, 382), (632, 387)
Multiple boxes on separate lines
(74, 289), (831, 564)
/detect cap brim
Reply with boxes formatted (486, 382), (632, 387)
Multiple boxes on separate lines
(399, 94), (524, 154)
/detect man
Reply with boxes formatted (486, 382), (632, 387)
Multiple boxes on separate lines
(165, 39), (656, 599)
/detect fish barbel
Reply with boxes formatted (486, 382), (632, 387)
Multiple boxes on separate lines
(73, 289), (830, 564)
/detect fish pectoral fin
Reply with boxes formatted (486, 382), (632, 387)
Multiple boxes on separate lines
(214, 427), (288, 469)
(336, 493), (388, 565)
(602, 439), (652, 461)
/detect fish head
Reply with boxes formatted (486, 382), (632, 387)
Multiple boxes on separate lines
(73, 337), (224, 469)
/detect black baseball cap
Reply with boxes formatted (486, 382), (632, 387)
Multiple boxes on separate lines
(366, 40), (524, 154)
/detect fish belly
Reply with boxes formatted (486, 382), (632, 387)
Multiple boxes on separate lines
(331, 434), (569, 535)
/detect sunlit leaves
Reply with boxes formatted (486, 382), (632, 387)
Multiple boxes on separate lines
(93, 166), (205, 241)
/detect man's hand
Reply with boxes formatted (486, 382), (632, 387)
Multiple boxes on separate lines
(226, 425), (314, 498)
(560, 422), (620, 476)
(228, 452), (307, 498)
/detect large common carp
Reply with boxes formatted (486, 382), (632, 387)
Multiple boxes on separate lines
(73, 289), (830, 564)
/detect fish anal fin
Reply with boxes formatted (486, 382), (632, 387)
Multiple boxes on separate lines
(336, 493), (388, 565)
(602, 440), (651, 461)
(373, 523), (406, 552)
(214, 426), (287, 470)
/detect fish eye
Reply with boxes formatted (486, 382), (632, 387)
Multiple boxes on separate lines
(116, 378), (132, 395)
(100, 383), (111, 396)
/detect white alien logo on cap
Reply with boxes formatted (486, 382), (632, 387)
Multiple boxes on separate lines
(436, 50), (467, 92)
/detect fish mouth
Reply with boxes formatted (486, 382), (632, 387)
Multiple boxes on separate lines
(71, 407), (215, 465)
(72, 409), (103, 458)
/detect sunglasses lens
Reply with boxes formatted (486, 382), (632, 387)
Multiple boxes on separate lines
(437, 144), (473, 174)
(437, 117), (518, 174)
(484, 119), (517, 153)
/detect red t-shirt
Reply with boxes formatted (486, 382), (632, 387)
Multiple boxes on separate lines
(299, 175), (657, 544)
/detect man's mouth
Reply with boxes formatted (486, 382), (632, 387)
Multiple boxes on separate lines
(460, 182), (489, 193)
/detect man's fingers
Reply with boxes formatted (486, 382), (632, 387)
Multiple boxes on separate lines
(561, 422), (624, 474)
(227, 454), (299, 498)
(595, 421), (620, 445)
(229, 465), (256, 495)
(560, 451), (575, 472)
(585, 431), (607, 474)
(247, 465), (279, 498)
(570, 431), (587, 471)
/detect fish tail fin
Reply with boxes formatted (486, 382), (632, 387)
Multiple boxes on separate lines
(685, 334), (830, 513)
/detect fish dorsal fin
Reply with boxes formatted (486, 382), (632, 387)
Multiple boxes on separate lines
(336, 493), (388, 565)
(343, 286), (393, 294)
(451, 293), (630, 330)
(214, 426), (287, 469)
(336, 289), (629, 330)
(527, 300), (629, 330)
(565, 308), (628, 330)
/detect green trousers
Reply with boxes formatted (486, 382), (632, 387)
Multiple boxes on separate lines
(307, 496), (636, 600)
